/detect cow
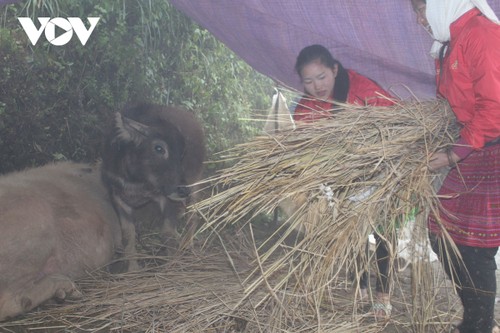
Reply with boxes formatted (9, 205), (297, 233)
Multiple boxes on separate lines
(0, 162), (122, 322)
(101, 103), (206, 271)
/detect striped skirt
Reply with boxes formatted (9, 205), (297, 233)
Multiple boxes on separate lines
(428, 143), (500, 247)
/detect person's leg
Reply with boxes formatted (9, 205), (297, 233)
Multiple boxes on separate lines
(374, 233), (391, 295)
(456, 246), (497, 333)
(372, 233), (392, 319)
(357, 241), (370, 300)
(429, 233), (498, 333)
(429, 233), (463, 297)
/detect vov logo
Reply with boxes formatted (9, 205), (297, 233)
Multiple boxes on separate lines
(18, 17), (100, 46)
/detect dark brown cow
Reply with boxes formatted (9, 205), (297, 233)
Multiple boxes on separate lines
(0, 162), (122, 321)
(101, 103), (206, 270)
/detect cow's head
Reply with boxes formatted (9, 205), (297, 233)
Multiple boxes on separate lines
(106, 112), (186, 201)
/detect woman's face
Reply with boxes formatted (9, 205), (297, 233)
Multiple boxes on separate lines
(300, 60), (337, 101)
(413, 0), (431, 33)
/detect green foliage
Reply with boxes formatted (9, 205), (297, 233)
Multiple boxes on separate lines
(170, 27), (273, 167)
(0, 0), (273, 174)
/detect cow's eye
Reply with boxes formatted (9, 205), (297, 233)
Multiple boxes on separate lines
(152, 140), (169, 158)
(154, 145), (165, 154)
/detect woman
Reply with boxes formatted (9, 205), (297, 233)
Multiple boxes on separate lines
(412, 1), (500, 332)
(293, 44), (396, 320)
(293, 44), (394, 122)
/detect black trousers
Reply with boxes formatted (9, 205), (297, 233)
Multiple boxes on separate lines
(359, 233), (391, 294)
(430, 233), (498, 333)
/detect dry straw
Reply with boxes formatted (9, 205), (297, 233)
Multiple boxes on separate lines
(195, 98), (458, 237)
(192, 98), (461, 331)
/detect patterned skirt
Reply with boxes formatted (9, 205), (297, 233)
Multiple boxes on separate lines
(428, 143), (500, 247)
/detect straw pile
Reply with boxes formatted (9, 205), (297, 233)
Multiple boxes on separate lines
(1, 237), (447, 333)
(191, 98), (461, 330)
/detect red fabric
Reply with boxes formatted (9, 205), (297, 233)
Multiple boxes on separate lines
(437, 9), (500, 152)
(293, 98), (335, 122)
(429, 9), (500, 248)
(293, 70), (395, 122)
(428, 144), (500, 247)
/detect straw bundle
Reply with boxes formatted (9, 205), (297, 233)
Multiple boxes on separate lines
(195, 99), (458, 234)
(192, 99), (460, 330)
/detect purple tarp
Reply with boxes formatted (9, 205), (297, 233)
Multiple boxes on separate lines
(169, 0), (500, 100)
(1, 0), (498, 99)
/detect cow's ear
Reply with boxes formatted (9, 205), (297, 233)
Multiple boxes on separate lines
(113, 112), (152, 145)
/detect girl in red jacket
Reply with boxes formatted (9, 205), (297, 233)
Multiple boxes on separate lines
(293, 44), (394, 122)
(413, 0), (500, 332)
(293, 44), (396, 320)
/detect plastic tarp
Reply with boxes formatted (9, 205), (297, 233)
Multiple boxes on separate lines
(1, 0), (499, 99)
(169, 0), (500, 100)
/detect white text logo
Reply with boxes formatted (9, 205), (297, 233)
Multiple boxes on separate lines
(18, 17), (100, 46)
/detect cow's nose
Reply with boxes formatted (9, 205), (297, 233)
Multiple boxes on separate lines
(176, 185), (191, 198)
(167, 185), (191, 202)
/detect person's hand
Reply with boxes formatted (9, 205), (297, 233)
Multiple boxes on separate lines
(428, 150), (459, 172)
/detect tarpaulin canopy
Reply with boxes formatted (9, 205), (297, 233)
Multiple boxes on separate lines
(2, 0), (498, 99)
(169, 0), (500, 100)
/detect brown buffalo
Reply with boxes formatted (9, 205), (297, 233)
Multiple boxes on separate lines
(101, 103), (206, 270)
(0, 162), (122, 321)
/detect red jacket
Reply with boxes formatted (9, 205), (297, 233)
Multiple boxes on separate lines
(437, 9), (500, 158)
(293, 69), (395, 122)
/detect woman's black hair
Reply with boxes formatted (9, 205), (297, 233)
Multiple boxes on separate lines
(294, 44), (349, 103)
